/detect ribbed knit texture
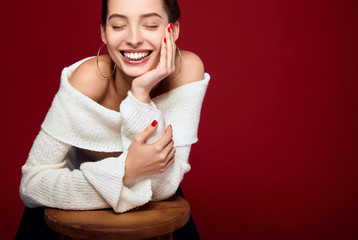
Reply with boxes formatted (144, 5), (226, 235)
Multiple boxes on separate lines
(41, 57), (122, 152)
(20, 57), (210, 213)
(120, 91), (165, 149)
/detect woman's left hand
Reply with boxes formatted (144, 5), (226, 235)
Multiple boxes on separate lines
(131, 24), (176, 103)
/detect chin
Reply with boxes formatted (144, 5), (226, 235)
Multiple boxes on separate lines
(121, 66), (152, 78)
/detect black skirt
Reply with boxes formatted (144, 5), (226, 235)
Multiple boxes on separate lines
(15, 186), (200, 240)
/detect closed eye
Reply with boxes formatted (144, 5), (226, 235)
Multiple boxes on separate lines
(145, 25), (159, 30)
(112, 26), (125, 30)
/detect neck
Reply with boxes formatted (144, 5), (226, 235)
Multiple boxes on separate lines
(113, 67), (132, 102)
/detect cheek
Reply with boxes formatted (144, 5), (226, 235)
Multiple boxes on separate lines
(106, 33), (123, 47)
(146, 34), (164, 50)
(104, 28), (126, 44)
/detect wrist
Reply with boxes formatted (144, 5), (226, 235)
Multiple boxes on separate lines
(123, 166), (137, 185)
(123, 174), (134, 185)
(131, 87), (150, 103)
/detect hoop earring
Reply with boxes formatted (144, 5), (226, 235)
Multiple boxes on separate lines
(97, 43), (116, 79)
(174, 46), (182, 79)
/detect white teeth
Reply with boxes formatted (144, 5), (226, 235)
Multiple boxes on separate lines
(123, 51), (150, 61)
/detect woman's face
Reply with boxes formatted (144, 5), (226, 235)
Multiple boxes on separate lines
(102, 0), (170, 78)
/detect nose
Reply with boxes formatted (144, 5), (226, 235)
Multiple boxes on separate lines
(126, 27), (143, 48)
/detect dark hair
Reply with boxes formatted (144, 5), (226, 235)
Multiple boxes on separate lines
(101, 0), (180, 25)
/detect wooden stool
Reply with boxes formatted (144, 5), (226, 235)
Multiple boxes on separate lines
(44, 194), (190, 240)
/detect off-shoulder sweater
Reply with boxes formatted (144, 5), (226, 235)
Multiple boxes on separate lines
(20, 57), (210, 213)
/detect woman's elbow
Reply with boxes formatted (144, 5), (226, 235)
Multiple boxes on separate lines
(19, 182), (43, 208)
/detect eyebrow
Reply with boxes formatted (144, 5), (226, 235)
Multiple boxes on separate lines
(108, 12), (162, 21)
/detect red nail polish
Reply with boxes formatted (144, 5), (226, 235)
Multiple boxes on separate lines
(167, 27), (171, 33)
(170, 23), (173, 29)
(151, 120), (158, 127)
(164, 38), (166, 43)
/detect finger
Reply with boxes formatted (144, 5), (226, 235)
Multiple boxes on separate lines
(170, 24), (176, 68)
(165, 146), (176, 162)
(162, 139), (174, 156)
(157, 37), (167, 72)
(154, 125), (173, 148)
(165, 155), (175, 169)
(166, 25), (174, 73)
(135, 120), (158, 143)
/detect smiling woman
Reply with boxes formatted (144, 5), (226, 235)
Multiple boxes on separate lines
(15, 0), (209, 239)
(102, 0), (173, 79)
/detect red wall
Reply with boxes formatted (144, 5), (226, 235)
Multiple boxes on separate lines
(2, 0), (358, 239)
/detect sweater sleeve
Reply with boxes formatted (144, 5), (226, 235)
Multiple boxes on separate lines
(120, 91), (180, 198)
(20, 130), (152, 213)
(120, 91), (166, 149)
(149, 76), (210, 199)
(120, 75), (210, 200)
(119, 92), (195, 201)
(149, 145), (192, 201)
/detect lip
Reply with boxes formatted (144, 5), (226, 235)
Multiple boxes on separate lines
(121, 49), (152, 53)
(119, 49), (152, 64)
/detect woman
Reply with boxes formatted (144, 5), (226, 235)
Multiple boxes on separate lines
(16, 0), (209, 239)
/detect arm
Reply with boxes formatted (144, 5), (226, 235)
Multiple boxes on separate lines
(20, 130), (152, 213)
(20, 130), (110, 210)
(120, 52), (207, 200)
(150, 144), (192, 201)
(150, 52), (206, 200)
(120, 95), (196, 201)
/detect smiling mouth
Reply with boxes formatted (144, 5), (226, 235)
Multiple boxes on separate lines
(120, 50), (152, 61)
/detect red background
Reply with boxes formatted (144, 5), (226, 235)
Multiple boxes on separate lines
(2, 0), (358, 239)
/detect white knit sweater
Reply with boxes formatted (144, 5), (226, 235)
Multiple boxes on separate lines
(20, 57), (210, 213)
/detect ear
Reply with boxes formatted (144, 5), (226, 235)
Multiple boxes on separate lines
(172, 21), (180, 42)
(100, 24), (108, 44)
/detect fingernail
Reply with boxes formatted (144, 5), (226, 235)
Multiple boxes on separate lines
(151, 120), (158, 127)
(167, 27), (171, 33)
(170, 23), (173, 29)
(164, 37), (166, 43)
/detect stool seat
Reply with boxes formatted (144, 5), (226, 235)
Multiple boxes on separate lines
(44, 194), (190, 240)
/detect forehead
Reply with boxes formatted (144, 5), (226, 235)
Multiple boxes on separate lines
(107, 0), (168, 19)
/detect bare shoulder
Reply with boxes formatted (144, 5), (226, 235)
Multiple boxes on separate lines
(169, 50), (205, 89)
(68, 55), (113, 102)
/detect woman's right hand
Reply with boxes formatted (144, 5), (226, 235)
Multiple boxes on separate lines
(131, 24), (177, 103)
(123, 121), (175, 184)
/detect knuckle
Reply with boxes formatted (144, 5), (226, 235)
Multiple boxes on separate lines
(154, 145), (162, 152)
(159, 153), (167, 161)
(158, 164), (167, 173)
(159, 161), (166, 168)
(133, 136), (140, 144)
